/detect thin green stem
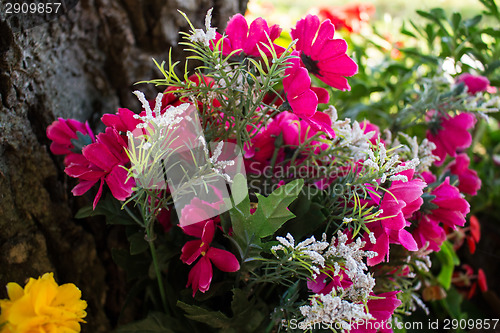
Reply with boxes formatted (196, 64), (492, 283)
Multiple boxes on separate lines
(146, 227), (169, 314)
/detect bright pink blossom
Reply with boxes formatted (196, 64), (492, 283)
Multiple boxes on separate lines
(456, 73), (490, 95)
(283, 53), (330, 119)
(412, 215), (447, 251)
(244, 111), (329, 171)
(426, 112), (476, 166)
(291, 14), (358, 90)
(102, 108), (142, 133)
(365, 169), (425, 266)
(65, 127), (135, 209)
(46, 118), (95, 165)
(213, 14), (284, 58)
(428, 177), (470, 229)
(446, 153), (481, 196)
(180, 220), (240, 296)
(351, 291), (401, 333)
(360, 120), (382, 145)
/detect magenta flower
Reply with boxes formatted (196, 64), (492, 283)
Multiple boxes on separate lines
(365, 169), (425, 266)
(426, 112), (476, 166)
(46, 118), (95, 164)
(283, 54), (330, 119)
(180, 220), (240, 296)
(213, 14), (284, 58)
(303, 110), (336, 138)
(412, 215), (446, 251)
(456, 73), (490, 95)
(351, 291), (402, 333)
(291, 14), (358, 90)
(446, 153), (481, 196)
(101, 108), (142, 133)
(428, 177), (470, 229)
(65, 127), (135, 209)
(360, 120), (382, 145)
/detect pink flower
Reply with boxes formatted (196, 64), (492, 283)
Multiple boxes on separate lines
(101, 108), (142, 133)
(291, 14), (358, 90)
(427, 177), (470, 229)
(360, 120), (382, 145)
(283, 54), (330, 118)
(46, 118), (95, 164)
(307, 270), (353, 296)
(456, 73), (490, 95)
(365, 169), (425, 266)
(446, 153), (481, 196)
(213, 14), (284, 58)
(351, 291), (402, 333)
(180, 220), (240, 296)
(65, 127), (135, 209)
(244, 111), (329, 170)
(426, 112), (476, 166)
(412, 215), (447, 251)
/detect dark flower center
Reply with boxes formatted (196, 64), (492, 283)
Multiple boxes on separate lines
(300, 52), (321, 76)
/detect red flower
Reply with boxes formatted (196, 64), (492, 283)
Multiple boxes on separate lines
(446, 153), (481, 196)
(426, 112), (476, 166)
(291, 15), (358, 91)
(213, 14), (284, 58)
(318, 3), (375, 33)
(181, 220), (240, 296)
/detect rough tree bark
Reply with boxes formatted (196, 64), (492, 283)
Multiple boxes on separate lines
(0, 0), (247, 331)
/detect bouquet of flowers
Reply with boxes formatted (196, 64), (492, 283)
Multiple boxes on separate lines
(3, 1), (498, 332)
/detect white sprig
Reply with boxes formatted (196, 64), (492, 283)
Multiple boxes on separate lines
(189, 8), (217, 46)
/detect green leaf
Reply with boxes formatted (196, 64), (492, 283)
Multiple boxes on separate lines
(435, 240), (460, 289)
(75, 194), (136, 225)
(230, 289), (265, 331)
(247, 179), (304, 239)
(177, 301), (231, 329)
(114, 312), (175, 332)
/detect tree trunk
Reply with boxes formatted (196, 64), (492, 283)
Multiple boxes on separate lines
(0, 0), (247, 331)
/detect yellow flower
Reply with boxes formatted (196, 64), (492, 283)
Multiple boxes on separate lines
(0, 273), (87, 333)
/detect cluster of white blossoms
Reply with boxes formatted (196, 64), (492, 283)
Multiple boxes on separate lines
(272, 232), (379, 330)
(393, 133), (439, 172)
(299, 292), (373, 331)
(198, 136), (235, 183)
(329, 106), (376, 161)
(362, 141), (420, 183)
(126, 92), (194, 189)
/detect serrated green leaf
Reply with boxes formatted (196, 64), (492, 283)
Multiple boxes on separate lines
(248, 179), (304, 239)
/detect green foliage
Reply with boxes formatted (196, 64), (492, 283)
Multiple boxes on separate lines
(229, 173), (304, 256)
